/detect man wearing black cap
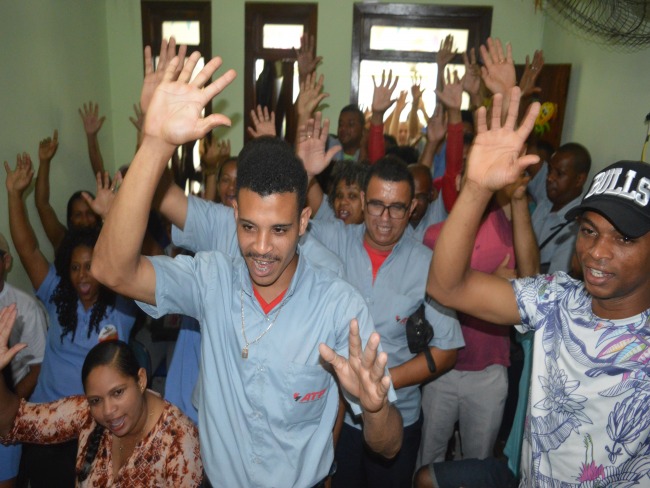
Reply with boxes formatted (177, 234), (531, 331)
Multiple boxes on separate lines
(423, 87), (650, 487)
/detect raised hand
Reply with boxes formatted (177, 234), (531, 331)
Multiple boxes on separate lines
(4, 153), (34, 196)
(0, 305), (24, 371)
(479, 37), (516, 96)
(129, 103), (145, 133)
(371, 69), (399, 116)
(462, 48), (481, 99)
(79, 101), (106, 135)
(466, 87), (540, 192)
(411, 78), (424, 102)
(142, 51), (237, 152)
(247, 105), (277, 138)
(319, 319), (391, 414)
(295, 72), (329, 119)
(200, 137), (231, 171)
(296, 112), (340, 179)
(436, 34), (457, 68)
(395, 90), (408, 114)
(519, 50), (544, 98)
(435, 68), (463, 111)
(426, 105), (447, 144)
(140, 37), (188, 113)
(82, 171), (122, 219)
(294, 33), (322, 82)
(38, 130), (59, 162)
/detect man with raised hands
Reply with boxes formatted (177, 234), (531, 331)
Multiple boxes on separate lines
(91, 48), (402, 488)
(424, 86), (650, 487)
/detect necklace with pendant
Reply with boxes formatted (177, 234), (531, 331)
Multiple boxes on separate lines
(240, 287), (286, 359)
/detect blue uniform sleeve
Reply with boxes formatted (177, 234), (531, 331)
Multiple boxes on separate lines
(313, 194), (337, 222)
(136, 254), (206, 322)
(172, 195), (237, 254)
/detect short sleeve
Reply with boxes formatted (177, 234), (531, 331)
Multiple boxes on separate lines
(511, 274), (558, 333)
(172, 196), (237, 254)
(313, 194), (337, 222)
(136, 254), (205, 322)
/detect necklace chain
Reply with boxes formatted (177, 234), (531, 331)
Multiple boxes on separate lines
(240, 287), (286, 359)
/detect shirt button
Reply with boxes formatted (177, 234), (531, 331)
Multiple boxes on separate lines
(253, 457), (262, 464)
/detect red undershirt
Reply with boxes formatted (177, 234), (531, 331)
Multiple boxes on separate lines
(253, 287), (288, 315)
(363, 241), (392, 283)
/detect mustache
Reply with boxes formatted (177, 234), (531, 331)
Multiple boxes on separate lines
(245, 252), (280, 261)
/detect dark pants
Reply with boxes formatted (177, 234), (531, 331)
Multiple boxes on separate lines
(17, 440), (78, 488)
(429, 458), (518, 488)
(333, 415), (422, 488)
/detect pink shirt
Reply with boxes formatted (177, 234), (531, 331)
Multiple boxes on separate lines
(424, 205), (512, 370)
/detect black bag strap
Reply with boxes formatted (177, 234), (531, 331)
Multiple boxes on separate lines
(539, 220), (572, 251)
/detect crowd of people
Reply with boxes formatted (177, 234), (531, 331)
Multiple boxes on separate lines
(0, 30), (649, 488)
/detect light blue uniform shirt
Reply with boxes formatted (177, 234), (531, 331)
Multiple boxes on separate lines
(531, 192), (582, 274)
(32, 265), (136, 403)
(165, 197), (346, 425)
(309, 220), (464, 427)
(139, 251), (380, 487)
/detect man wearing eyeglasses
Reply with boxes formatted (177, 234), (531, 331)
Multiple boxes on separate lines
(306, 155), (463, 488)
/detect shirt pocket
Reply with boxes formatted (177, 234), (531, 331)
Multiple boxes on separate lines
(280, 362), (331, 429)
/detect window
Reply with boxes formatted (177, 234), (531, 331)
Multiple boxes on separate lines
(351, 4), (491, 124)
(141, 1), (212, 193)
(245, 2), (317, 143)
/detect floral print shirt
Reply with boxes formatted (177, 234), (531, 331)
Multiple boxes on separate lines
(1, 395), (202, 487)
(514, 272), (650, 487)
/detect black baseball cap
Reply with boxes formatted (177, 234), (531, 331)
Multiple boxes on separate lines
(565, 160), (650, 238)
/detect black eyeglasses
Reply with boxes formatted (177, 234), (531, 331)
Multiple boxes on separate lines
(365, 201), (409, 219)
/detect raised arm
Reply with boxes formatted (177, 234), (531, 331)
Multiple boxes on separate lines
(320, 319), (403, 459)
(435, 68), (464, 211)
(92, 51), (236, 304)
(387, 90), (407, 141)
(511, 178), (540, 277)
(199, 136), (230, 203)
(81, 170), (122, 221)
(5, 154), (50, 289)
(435, 35), (457, 103)
(408, 80), (424, 144)
(294, 33), (322, 84)
(462, 48), (483, 110)
(294, 71), (329, 134)
(426, 88), (540, 325)
(79, 101), (106, 175)
(296, 113), (341, 216)
(34, 130), (67, 250)
(368, 69), (398, 163)
(0, 305), (24, 437)
(247, 105), (277, 139)
(418, 105), (446, 170)
(480, 38), (516, 123)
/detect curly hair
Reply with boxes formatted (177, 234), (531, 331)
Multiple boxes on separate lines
(237, 136), (308, 211)
(51, 227), (116, 343)
(327, 161), (368, 210)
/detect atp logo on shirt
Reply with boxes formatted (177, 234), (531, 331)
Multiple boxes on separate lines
(294, 388), (327, 403)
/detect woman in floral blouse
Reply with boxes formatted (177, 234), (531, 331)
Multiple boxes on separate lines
(0, 305), (202, 486)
